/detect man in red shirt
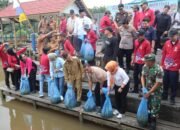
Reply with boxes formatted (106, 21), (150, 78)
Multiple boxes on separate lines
(161, 29), (180, 105)
(100, 10), (111, 34)
(140, 1), (155, 26)
(131, 29), (151, 93)
(0, 42), (14, 89)
(132, 5), (141, 30)
(60, 33), (75, 56)
(59, 13), (67, 34)
(39, 47), (50, 98)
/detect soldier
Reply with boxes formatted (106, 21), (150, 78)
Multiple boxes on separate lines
(141, 54), (163, 130)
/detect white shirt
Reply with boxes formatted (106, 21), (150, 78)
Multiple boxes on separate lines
(107, 67), (129, 87)
(67, 17), (79, 35)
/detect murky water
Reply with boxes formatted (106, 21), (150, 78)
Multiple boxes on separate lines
(0, 67), (111, 130)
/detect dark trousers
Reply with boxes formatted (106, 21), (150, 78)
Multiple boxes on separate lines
(162, 70), (179, 100)
(3, 68), (14, 87)
(133, 63), (144, 92)
(155, 31), (163, 50)
(13, 69), (21, 90)
(94, 81), (107, 108)
(88, 50), (96, 66)
(29, 69), (37, 92)
(118, 49), (133, 71)
(114, 83), (129, 114)
(73, 36), (83, 52)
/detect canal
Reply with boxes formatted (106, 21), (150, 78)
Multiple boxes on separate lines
(0, 67), (111, 130)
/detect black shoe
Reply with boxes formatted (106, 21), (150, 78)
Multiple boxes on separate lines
(150, 117), (156, 130)
(162, 95), (168, 101)
(170, 99), (175, 105)
(76, 101), (81, 107)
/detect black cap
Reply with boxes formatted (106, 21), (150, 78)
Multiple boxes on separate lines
(70, 9), (74, 14)
(104, 27), (113, 33)
(118, 4), (124, 8)
(169, 29), (179, 37)
(137, 29), (145, 36)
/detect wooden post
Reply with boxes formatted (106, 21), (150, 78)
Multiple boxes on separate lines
(0, 18), (4, 42)
(12, 20), (17, 48)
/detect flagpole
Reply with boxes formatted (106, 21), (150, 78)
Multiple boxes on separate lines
(16, 0), (34, 33)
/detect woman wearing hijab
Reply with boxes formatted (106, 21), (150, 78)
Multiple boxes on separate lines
(7, 47), (26, 91)
(105, 61), (129, 119)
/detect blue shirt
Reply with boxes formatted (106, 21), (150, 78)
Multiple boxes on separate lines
(143, 26), (156, 43)
(50, 57), (65, 78)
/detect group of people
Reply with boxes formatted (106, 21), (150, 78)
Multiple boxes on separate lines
(0, 1), (179, 130)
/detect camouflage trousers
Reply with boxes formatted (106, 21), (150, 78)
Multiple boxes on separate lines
(148, 92), (162, 118)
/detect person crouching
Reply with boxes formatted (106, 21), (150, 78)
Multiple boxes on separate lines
(105, 61), (130, 119)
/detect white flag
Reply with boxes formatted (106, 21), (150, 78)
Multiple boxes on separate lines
(13, 0), (20, 8)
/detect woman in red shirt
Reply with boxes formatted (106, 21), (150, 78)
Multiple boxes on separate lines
(7, 47), (26, 91)
(19, 54), (37, 93)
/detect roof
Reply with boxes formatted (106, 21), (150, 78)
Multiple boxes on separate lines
(0, 0), (92, 18)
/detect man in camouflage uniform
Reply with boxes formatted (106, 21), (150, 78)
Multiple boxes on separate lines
(141, 54), (163, 130)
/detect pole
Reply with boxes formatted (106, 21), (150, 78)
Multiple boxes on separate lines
(120, 0), (122, 4)
(12, 20), (17, 48)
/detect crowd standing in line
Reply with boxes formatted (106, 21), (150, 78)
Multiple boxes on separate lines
(0, 1), (179, 130)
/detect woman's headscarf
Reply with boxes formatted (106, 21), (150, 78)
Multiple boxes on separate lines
(105, 61), (118, 88)
(105, 61), (118, 73)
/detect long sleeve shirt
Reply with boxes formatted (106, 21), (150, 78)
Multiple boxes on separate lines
(161, 40), (180, 71)
(50, 57), (65, 78)
(20, 57), (35, 75)
(100, 15), (111, 33)
(107, 67), (129, 87)
(8, 48), (26, 70)
(154, 13), (171, 32)
(64, 39), (75, 56)
(0, 44), (9, 69)
(133, 39), (151, 64)
(87, 29), (98, 50)
(63, 57), (83, 83)
(103, 36), (118, 61)
(141, 8), (155, 26)
(133, 11), (141, 30)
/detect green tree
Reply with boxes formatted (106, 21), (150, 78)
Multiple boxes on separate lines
(0, 0), (8, 9)
(89, 6), (106, 14)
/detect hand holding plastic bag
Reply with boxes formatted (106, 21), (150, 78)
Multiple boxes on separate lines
(49, 79), (61, 104)
(83, 90), (96, 112)
(20, 77), (30, 95)
(64, 83), (77, 109)
(101, 88), (113, 118)
(137, 87), (148, 127)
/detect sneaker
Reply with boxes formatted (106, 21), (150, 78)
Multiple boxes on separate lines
(39, 95), (44, 98)
(60, 96), (64, 101)
(113, 110), (119, 115)
(116, 113), (122, 119)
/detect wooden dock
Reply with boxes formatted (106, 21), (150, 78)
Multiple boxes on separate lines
(0, 86), (180, 130)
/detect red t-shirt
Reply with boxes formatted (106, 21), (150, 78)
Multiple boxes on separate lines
(133, 39), (151, 64)
(161, 40), (180, 71)
(87, 29), (98, 50)
(40, 53), (49, 75)
(133, 11), (142, 30)
(64, 39), (75, 56)
(59, 18), (67, 34)
(100, 15), (111, 33)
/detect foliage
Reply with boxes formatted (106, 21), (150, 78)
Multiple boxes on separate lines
(0, 0), (8, 9)
(89, 6), (106, 14)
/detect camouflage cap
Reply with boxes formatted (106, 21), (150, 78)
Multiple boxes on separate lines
(144, 53), (156, 61)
